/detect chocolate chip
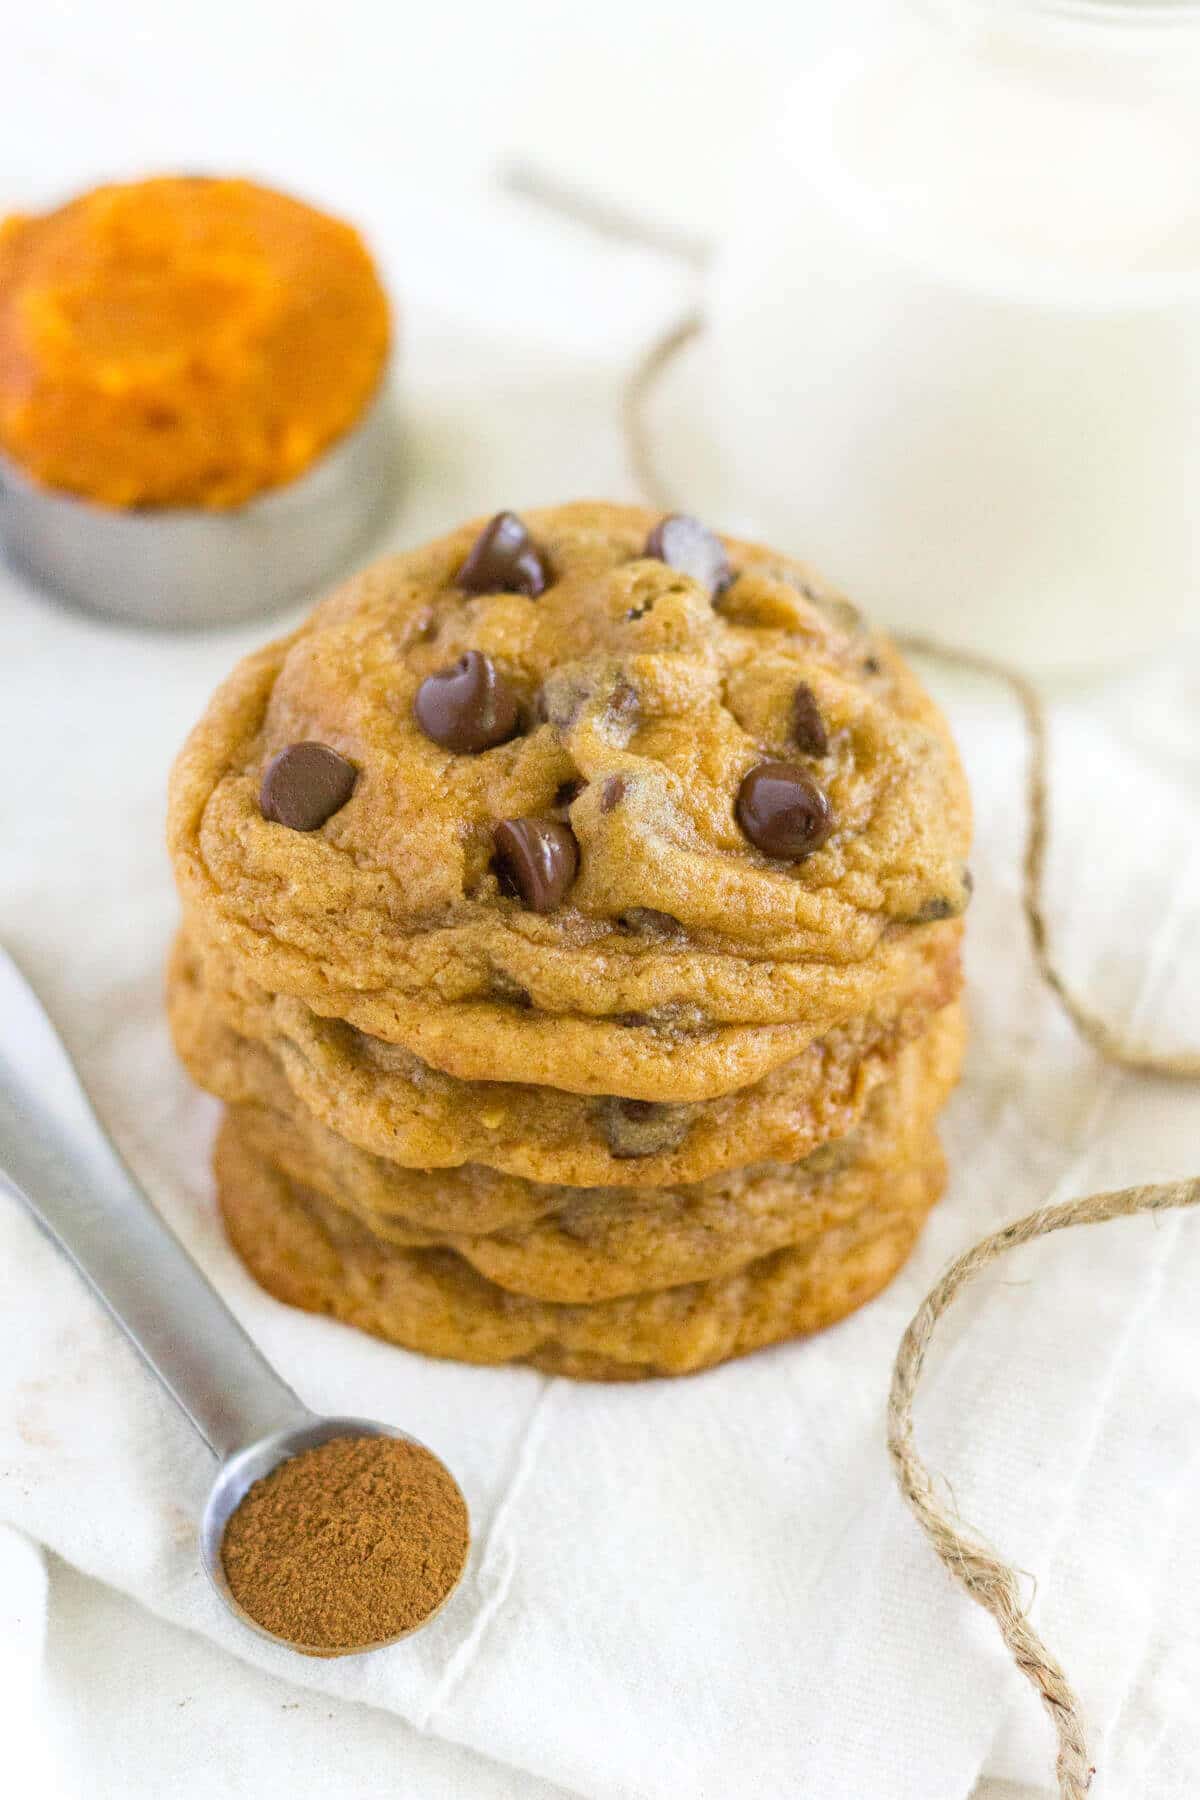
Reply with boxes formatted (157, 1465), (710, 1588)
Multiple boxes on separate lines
(862, 654), (882, 676)
(493, 818), (579, 912)
(609, 677), (638, 722)
(601, 775), (626, 813)
(736, 761), (832, 860)
(598, 1097), (691, 1160)
(643, 514), (731, 597)
(259, 743), (357, 832)
(413, 651), (520, 753)
(619, 907), (684, 940)
(906, 885), (971, 923)
(490, 971), (533, 1009)
(554, 777), (586, 810)
(910, 896), (955, 923)
(457, 512), (551, 598)
(775, 572), (863, 634)
(790, 683), (829, 757)
(625, 599), (654, 621)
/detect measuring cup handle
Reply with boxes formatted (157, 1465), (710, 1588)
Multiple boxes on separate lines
(0, 948), (309, 1460)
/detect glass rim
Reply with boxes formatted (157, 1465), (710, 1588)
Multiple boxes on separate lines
(917, 0), (1200, 35)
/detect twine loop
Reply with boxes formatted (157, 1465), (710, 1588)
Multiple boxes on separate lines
(622, 307), (1200, 1799)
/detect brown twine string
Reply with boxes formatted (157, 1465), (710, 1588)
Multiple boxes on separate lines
(889, 1179), (1199, 1800)
(503, 162), (712, 270)
(500, 161), (1200, 1793)
(620, 307), (1200, 1798)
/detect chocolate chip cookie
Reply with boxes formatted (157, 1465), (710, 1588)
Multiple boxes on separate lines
(221, 1004), (963, 1303)
(168, 502), (970, 1098)
(215, 1111), (948, 1378)
(168, 925), (961, 1187)
(168, 502), (971, 1377)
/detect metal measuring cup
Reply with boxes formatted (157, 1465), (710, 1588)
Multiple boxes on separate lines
(0, 392), (400, 630)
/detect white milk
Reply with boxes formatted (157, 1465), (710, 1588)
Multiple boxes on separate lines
(708, 0), (1200, 673)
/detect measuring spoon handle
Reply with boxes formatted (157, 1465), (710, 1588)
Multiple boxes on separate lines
(0, 946), (309, 1460)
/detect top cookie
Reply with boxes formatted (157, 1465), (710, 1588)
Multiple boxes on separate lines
(168, 502), (970, 1093)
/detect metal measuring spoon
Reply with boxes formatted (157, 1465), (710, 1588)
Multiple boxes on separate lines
(0, 392), (400, 630)
(0, 945), (468, 1654)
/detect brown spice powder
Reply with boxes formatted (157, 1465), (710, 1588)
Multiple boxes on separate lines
(221, 1434), (469, 1655)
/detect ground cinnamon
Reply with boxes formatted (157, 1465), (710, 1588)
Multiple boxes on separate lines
(220, 1434), (469, 1655)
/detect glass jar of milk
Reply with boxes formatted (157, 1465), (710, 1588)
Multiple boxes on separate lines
(707, 0), (1200, 674)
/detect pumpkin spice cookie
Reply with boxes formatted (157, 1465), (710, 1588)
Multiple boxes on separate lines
(214, 1111), (949, 1379)
(169, 928), (962, 1187)
(221, 1002), (964, 1303)
(167, 502), (970, 1098)
(169, 501), (972, 1375)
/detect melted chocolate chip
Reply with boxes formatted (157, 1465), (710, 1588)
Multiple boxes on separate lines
(619, 907), (684, 940)
(915, 897), (953, 922)
(598, 1097), (692, 1160)
(609, 677), (639, 722)
(457, 512), (551, 598)
(643, 514), (731, 597)
(906, 885), (971, 928)
(775, 572), (863, 634)
(493, 818), (579, 912)
(413, 651), (520, 753)
(554, 776), (586, 810)
(601, 775), (626, 813)
(736, 761), (832, 860)
(490, 972), (533, 1009)
(790, 683), (829, 757)
(260, 743), (357, 832)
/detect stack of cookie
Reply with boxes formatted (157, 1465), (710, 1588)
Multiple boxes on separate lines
(167, 502), (970, 1379)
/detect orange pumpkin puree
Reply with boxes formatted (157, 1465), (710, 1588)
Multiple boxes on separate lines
(0, 177), (390, 509)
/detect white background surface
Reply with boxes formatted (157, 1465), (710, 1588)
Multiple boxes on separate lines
(4, 4), (1200, 1798)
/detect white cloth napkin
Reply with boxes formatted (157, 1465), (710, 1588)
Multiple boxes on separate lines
(3, 201), (1200, 1800)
